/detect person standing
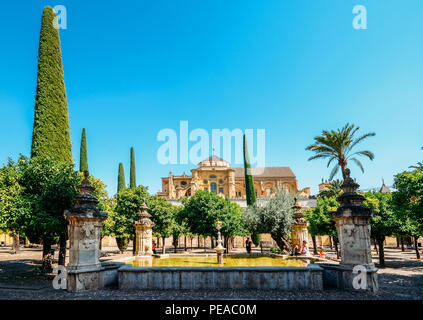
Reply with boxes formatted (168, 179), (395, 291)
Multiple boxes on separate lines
(246, 237), (252, 254)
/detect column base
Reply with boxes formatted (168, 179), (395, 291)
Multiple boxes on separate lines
(320, 264), (378, 293)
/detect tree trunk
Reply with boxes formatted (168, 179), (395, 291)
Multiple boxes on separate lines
(396, 237), (400, 248)
(162, 236), (166, 254)
(401, 238), (405, 252)
(190, 237), (193, 250)
(272, 235), (291, 254)
(372, 238), (378, 255)
(184, 236), (187, 251)
(173, 235), (178, 253)
(211, 236), (215, 249)
(41, 239), (53, 273)
(311, 235), (318, 255)
(414, 236), (421, 260)
(197, 235), (200, 249)
(11, 233), (20, 254)
(334, 237), (340, 259)
(203, 236), (206, 252)
(132, 232), (136, 256)
(58, 233), (67, 266)
(377, 237), (385, 267)
(329, 236), (333, 249)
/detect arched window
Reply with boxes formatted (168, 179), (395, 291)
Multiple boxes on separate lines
(181, 181), (187, 186)
(210, 182), (217, 194)
(218, 179), (223, 184)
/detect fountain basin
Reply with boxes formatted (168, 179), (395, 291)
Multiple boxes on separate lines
(117, 255), (323, 290)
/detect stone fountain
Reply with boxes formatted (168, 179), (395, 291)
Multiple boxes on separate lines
(291, 198), (310, 256)
(64, 170), (109, 292)
(215, 221), (225, 264)
(134, 201), (155, 256)
(328, 168), (378, 292)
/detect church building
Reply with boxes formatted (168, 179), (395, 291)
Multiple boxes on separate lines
(157, 155), (310, 199)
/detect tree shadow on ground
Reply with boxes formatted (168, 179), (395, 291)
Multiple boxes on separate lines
(0, 259), (54, 288)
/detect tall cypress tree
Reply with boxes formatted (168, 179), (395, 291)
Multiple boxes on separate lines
(79, 128), (88, 172)
(130, 147), (136, 188)
(31, 6), (73, 164)
(118, 163), (126, 193)
(243, 134), (256, 206)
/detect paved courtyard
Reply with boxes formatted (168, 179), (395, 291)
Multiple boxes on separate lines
(0, 246), (422, 300)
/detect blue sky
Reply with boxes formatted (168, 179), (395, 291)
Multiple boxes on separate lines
(0, 0), (422, 196)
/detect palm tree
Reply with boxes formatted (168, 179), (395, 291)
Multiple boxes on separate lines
(306, 123), (375, 180)
(409, 147), (423, 170)
(319, 180), (343, 198)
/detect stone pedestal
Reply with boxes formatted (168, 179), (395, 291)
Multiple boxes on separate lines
(134, 201), (155, 256)
(330, 169), (378, 292)
(64, 171), (108, 292)
(291, 199), (310, 255)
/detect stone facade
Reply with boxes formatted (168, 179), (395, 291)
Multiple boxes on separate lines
(158, 155), (310, 199)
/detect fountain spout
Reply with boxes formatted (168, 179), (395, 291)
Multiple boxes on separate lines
(215, 221), (224, 264)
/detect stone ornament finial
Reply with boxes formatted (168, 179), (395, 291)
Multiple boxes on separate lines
(292, 197), (307, 225)
(64, 170), (107, 219)
(135, 200), (155, 227)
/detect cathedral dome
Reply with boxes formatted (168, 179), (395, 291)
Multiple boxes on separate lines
(198, 155), (230, 168)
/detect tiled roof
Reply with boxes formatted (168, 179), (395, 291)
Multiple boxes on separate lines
(233, 167), (296, 178)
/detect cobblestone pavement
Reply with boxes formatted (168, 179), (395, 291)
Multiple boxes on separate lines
(0, 246), (422, 300)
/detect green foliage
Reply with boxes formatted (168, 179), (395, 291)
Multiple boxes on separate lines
(130, 147), (136, 189)
(243, 135), (256, 206)
(318, 180), (343, 198)
(31, 7), (72, 164)
(116, 237), (130, 253)
(180, 190), (245, 238)
(251, 233), (261, 247)
(0, 155), (112, 245)
(391, 169), (423, 237)
(305, 196), (338, 238)
(270, 247), (282, 254)
(363, 191), (397, 240)
(18, 156), (80, 242)
(409, 147), (423, 170)
(0, 157), (30, 236)
(114, 186), (149, 238)
(244, 191), (294, 250)
(306, 123), (375, 180)
(79, 128), (88, 172)
(147, 195), (175, 238)
(117, 163), (126, 193)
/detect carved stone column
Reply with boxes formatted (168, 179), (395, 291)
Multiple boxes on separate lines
(134, 201), (155, 256)
(330, 168), (378, 292)
(228, 169), (235, 199)
(291, 199), (310, 255)
(64, 171), (108, 292)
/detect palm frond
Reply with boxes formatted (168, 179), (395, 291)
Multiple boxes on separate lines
(348, 150), (375, 160)
(350, 157), (364, 173)
(308, 153), (332, 161)
(326, 156), (337, 168)
(347, 132), (376, 153)
(329, 165), (340, 181)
